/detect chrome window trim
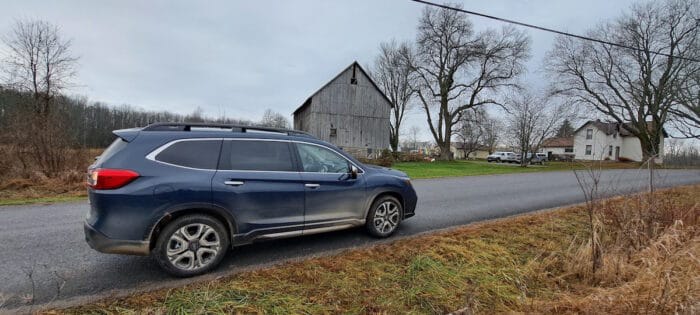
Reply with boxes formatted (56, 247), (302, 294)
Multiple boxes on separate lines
(145, 138), (223, 171)
(145, 137), (365, 174)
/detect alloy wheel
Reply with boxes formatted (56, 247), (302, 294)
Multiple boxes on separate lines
(166, 223), (221, 271)
(373, 201), (400, 234)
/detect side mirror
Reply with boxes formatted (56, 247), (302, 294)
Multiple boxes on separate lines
(349, 165), (358, 179)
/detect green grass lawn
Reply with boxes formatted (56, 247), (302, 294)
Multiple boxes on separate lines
(392, 160), (641, 179)
(0, 195), (86, 206)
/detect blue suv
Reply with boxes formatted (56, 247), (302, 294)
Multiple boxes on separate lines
(84, 122), (417, 276)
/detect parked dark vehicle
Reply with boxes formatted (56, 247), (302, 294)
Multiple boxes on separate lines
(515, 153), (547, 165)
(84, 123), (417, 277)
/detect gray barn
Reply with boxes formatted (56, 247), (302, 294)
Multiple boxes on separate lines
(293, 61), (393, 158)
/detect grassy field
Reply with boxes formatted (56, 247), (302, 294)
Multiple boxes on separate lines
(44, 184), (699, 314)
(392, 160), (642, 179)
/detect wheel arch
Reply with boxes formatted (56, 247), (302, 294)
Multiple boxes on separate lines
(147, 204), (237, 251)
(364, 190), (405, 219)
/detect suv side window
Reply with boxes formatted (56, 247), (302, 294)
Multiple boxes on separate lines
(155, 140), (222, 169)
(220, 140), (295, 172)
(296, 143), (349, 173)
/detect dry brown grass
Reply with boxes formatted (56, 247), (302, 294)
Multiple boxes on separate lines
(527, 186), (700, 314)
(39, 185), (699, 314)
(0, 148), (100, 204)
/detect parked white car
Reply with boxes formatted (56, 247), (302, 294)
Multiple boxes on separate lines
(486, 151), (517, 163)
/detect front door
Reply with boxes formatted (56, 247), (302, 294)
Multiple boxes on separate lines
(615, 146), (620, 160)
(293, 142), (366, 232)
(211, 140), (305, 239)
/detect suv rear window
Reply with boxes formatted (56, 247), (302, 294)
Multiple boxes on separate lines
(96, 138), (128, 165)
(155, 140), (222, 169)
(220, 140), (295, 172)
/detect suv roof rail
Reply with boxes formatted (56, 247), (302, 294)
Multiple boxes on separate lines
(142, 122), (314, 137)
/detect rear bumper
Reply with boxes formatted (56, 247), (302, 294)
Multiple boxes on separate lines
(84, 222), (150, 256)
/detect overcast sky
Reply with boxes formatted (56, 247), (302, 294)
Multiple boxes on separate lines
(1, 0), (641, 140)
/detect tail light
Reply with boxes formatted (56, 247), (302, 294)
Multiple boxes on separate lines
(87, 168), (139, 190)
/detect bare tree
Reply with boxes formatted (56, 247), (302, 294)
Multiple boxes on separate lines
(1, 19), (78, 176)
(405, 4), (529, 160)
(185, 106), (205, 122)
(371, 40), (414, 153)
(670, 68), (700, 138)
(259, 109), (290, 129)
(547, 0), (699, 160)
(482, 118), (499, 154)
(405, 125), (421, 152)
(454, 107), (487, 159)
(2, 19), (77, 116)
(507, 92), (568, 167)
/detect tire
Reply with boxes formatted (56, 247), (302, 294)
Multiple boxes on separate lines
(153, 214), (230, 277)
(366, 195), (403, 238)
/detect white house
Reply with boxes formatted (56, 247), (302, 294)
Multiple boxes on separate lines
(541, 137), (574, 161)
(572, 120), (666, 162)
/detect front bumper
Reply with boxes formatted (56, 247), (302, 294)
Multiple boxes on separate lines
(402, 187), (418, 219)
(84, 222), (150, 256)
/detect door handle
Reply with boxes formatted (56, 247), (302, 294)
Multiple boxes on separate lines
(305, 183), (320, 189)
(224, 180), (245, 186)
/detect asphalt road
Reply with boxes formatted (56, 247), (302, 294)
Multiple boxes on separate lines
(1, 169), (699, 311)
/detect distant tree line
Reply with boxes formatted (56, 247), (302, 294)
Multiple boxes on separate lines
(0, 88), (291, 148)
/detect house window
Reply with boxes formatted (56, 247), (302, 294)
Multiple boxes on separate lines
(586, 129), (593, 140)
(585, 145), (592, 155)
(330, 128), (337, 137)
(565, 147), (574, 153)
(608, 145), (613, 156)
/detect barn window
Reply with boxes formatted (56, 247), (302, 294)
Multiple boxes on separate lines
(330, 128), (337, 137)
(350, 63), (358, 85)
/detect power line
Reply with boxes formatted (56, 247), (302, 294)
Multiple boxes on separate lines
(410, 0), (700, 63)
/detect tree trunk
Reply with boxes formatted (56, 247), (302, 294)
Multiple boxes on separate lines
(639, 133), (661, 163)
(439, 141), (453, 160)
(390, 132), (399, 153)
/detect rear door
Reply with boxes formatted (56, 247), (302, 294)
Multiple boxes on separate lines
(293, 142), (366, 231)
(211, 139), (305, 238)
